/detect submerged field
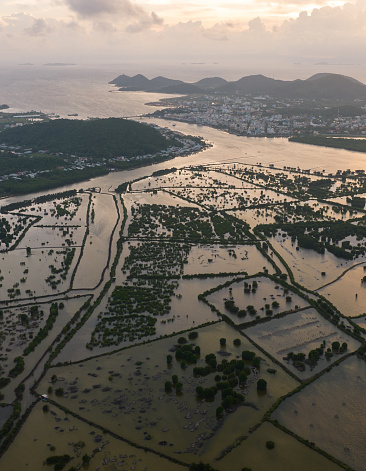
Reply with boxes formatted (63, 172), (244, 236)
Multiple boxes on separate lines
(39, 323), (298, 463)
(272, 356), (366, 471)
(0, 160), (366, 471)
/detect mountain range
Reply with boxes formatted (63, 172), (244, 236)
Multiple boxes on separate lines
(109, 73), (366, 100)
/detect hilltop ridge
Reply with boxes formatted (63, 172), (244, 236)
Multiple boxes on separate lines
(110, 72), (366, 100)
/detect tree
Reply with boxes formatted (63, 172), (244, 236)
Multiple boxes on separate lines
(167, 354), (173, 365)
(220, 338), (226, 346)
(238, 372), (247, 384)
(266, 440), (275, 450)
(216, 406), (224, 418)
(165, 381), (172, 393)
(242, 350), (256, 361)
(257, 379), (267, 392)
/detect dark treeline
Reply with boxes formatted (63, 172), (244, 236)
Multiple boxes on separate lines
(259, 220), (366, 260)
(0, 167), (108, 197)
(289, 136), (366, 153)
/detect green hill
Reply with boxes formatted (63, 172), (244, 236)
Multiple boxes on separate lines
(0, 118), (177, 159)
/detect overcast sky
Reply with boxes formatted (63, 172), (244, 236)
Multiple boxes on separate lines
(1, 0), (365, 70)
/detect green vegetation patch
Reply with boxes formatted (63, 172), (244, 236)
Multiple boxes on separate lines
(87, 284), (174, 348)
(123, 241), (191, 278)
(128, 203), (249, 242)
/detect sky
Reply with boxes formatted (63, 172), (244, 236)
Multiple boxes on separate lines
(0, 0), (366, 73)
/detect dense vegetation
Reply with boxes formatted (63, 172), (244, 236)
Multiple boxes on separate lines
(128, 203), (249, 242)
(0, 167), (108, 197)
(0, 118), (179, 159)
(0, 151), (66, 177)
(165, 338), (263, 416)
(289, 136), (366, 153)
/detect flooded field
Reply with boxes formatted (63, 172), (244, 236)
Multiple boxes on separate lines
(0, 296), (89, 403)
(272, 356), (366, 471)
(318, 263), (366, 317)
(183, 245), (274, 276)
(0, 213), (39, 250)
(170, 186), (295, 211)
(245, 308), (360, 379)
(16, 224), (85, 249)
(11, 193), (89, 226)
(1, 401), (183, 471)
(270, 235), (366, 290)
(0, 246), (80, 298)
(56, 276), (232, 363)
(39, 323), (298, 463)
(206, 276), (308, 325)
(216, 421), (343, 471)
(232, 200), (363, 229)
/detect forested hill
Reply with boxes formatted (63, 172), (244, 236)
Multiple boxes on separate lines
(0, 118), (178, 158)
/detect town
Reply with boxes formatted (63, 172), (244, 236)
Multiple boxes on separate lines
(148, 94), (366, 137)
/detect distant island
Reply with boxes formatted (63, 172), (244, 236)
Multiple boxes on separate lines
(0, 105), (9, 110)
(110, 72), (366, 100)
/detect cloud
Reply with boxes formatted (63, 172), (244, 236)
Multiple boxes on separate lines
(64, 0), (144, 18)
(202, 23), (230, 41)
(248, 17), (266, 32)
(125, 11), (164, 33)
(24, 17), (50, 36)
(1, 1), (366, 69)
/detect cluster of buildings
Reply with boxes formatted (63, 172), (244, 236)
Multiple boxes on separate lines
(153, 95), (366, 137)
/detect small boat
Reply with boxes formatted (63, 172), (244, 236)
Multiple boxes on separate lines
(68, 113), (78, 116)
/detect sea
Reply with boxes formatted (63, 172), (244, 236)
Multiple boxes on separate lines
(1, 62), (366, 119)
